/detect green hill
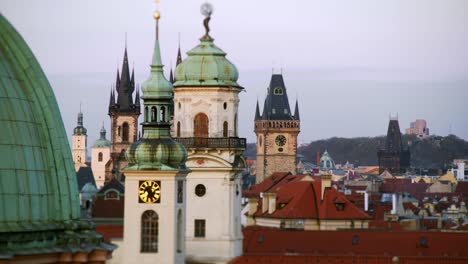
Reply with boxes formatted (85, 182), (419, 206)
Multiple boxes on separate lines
(244, 135), (468, 170)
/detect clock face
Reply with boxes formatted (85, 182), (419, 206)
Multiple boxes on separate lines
(275, 135), (287, 146)
(138, 180), (161, 203)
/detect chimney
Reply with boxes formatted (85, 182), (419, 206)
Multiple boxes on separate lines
(364, 192), (369, 211)
(457, 162), (465, 181)
(248, 198), (258, 216)
(316, 151), (321, 168)
(391, 193), (397, 214)
(262, 193), (269, 214)
(321, 175), (332, 200)
(268, 193), (277, 214)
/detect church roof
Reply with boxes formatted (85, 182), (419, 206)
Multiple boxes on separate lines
(258, 74), (295, 121)
(76, 166), (97, 191)
(174, 13), (241, 89)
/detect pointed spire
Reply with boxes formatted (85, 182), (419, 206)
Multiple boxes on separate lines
(135, 86), (140, 109)
(115, 68), (120, 88)
(254, 99), (261, 120)
(176, 33), (182, 66)
(131, 67), (135, 86)
(108, 86), (115, 109)
(100, 123), (107, 140)
(293, 99), (300, 120)
(169, 68), (174, 83)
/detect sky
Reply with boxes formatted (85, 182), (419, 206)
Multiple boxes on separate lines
(2, 0), (468, 146)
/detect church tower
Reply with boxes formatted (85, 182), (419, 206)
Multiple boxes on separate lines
(172, 4), (246, 263)
(91, 125), (111, 188)
(72, 111), (88, 171)
(108, 43), (141, 182)
(378, 117), (411, 174)
(255, 74), (300, 183)
(122, 7), (189, 264)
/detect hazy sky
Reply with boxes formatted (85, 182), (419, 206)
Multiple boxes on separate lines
(2, 0), (468, 146)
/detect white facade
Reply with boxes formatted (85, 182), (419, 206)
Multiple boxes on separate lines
(72, 134), (87, 171)
(91, 146), (110, 188)
(122, 170), (187, 264)
(173, 86), (245, 263)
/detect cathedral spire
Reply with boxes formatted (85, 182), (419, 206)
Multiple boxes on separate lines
(254, 99), (261, 120)
(176, 33), (182, 66)
(293, 99), (300, 120)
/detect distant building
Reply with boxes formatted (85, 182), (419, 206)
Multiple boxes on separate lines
(254, 74), (300, 183)
(378, 118), (411, 174)
(72, 111), (88, 170)
(405, 119), (429, 138)
(91, 125), (112, 188)
(320, 150), (335, 171)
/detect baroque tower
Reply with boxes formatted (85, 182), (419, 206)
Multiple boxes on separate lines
(72, 111), (88, 171)
(172, 4), (246, 263)
(91, 125), (111, 188)
(255, 74), (300, 184)
(108, 44), (141, 181)
(123, 7), (189, 264)
(377, 117), (411, 174)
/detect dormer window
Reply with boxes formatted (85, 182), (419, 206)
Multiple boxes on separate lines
(273, 87), (283, 95)
(335, 203), (345, 211)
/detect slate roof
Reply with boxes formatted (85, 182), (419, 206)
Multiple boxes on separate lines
(257, 74), (298, 121)
(97, 178), (125, 194)
(76, 166), (96, 191)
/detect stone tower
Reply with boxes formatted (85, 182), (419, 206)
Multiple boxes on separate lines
(108, 45), (141, 182)
(123, 8), (189, 264)
(377, 117), (411, 174)
(172, 6), (246, 263)
(72, 111), (88, 171)
(255, 74), (300, 183)
(91, 125), (111, 188)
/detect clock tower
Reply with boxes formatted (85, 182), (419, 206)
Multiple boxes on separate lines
(122, 7), (189, 264)
(255, 73), (300, 183)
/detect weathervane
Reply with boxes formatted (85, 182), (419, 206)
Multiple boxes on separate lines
(201, 2), (214, 39)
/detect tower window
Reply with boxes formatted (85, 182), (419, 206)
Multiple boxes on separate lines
(177, 210), (183, 252)
(177, 122), (181, 137)
(177, 180), (183, 204)
(145, 106), (149, 122)
(122, 122), (129, 142)
(178, 102), (181, 109)
(272, 108), (276, 114)
(194, 113), (209, 138)
(141, 210), (159, 252)
(98, 152), (103, 162)
(274, 87), (283, 95)
(160, 106), (166, 122)
(195, 184), (206, 197)
(223, 102), (227, 109)
(223, 121), (228, 137)
(151, 107), (157, 122)
(194, 219), (206, 238)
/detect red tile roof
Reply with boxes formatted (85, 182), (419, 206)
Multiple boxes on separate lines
(455, 182), (468, 196)
(240, 226), (468, 257)
(251, 180), (371, 220)
(95, 224), (123, 242)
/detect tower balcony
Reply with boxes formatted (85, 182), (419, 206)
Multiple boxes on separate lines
(174, 137), (246, 149)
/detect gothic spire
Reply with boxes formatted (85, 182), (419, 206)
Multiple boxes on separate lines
(293, 99), (300, 120)
(261, 73), (293, 120)
(254, 99), (261, 120)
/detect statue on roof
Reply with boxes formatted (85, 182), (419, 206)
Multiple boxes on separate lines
(201, 2), (213, 39)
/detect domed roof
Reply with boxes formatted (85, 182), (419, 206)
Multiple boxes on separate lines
(320, 150), (335, 170)
(92, 125), (111, 148)
(0, 14), (114, 257)
(127, 137), (188, 170)
(81, 182), (98, 201)
(174, 36), (241, 88)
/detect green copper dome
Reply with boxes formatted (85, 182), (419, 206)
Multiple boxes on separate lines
(320, 150), (336, 170)
(0, 14), (114, 258)
(126, 15), (188, 171)
(174, 36), (241, 88)
(92, 125), (111, 148)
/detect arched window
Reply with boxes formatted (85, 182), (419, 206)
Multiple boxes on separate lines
(98, 152), (103, 162)
(151, 107), (157, 122)
(145, 106), (149, 122)
(177, 122), (181, 137)
(223, 121), (228, 137)
(160, 106), (166, 122)
(274, 87), (283, 95)
(194, 113), (209, 138)
(234, 114), (238, 136)
(177, 209), (183, 253)
(122, 122), (129, 142)
(141, 210), (159, 252)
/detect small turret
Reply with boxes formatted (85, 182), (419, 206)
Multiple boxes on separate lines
(293, 99), (300, 120)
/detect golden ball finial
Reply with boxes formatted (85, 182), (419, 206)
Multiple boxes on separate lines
(154, 11), (161, 20)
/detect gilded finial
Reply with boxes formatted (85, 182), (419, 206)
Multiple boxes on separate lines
(154, 0), (161, 20)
